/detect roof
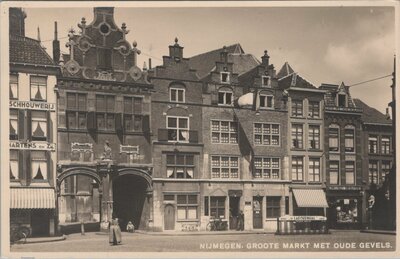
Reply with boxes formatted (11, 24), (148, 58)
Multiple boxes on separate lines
(323, 82), (357, 108)
(188, 43), (260, 78)
(277, 62), (316, 89)
(277, 62), (295, 79)
(353, 98), (392, 125)
(9, 34), (54, 66)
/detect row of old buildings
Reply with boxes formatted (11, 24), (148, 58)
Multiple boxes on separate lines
(8, 7), (395, 237)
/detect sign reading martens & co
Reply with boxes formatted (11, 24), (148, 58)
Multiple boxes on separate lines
(10, 141), (56, 151)
(9, 100), (56, 111)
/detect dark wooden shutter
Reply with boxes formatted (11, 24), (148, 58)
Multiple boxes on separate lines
(189, 130), (198, 143)
(158, 128), (168, 142)
(26, 110), (32, 141)
(18, 150), (23, 183)
(115, 113), (123, 133)
(46, 151), (53, 186)
(47, 111), (52, 142)
(87, 111), (96, 131)
(211, 91), (218, 105)
(18, 109), (25, 140)
(25, 151), (31, 186)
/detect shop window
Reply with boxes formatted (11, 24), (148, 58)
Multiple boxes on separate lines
(381, 160), (391, 183)
(10, 150), (19, 180)
(254, 123), (280, 146)
(308, 125), (320, 149)
(166, 153), (194, 178)
(328, 125), (339, 152)
(262, 76), (271, 87)
(260, 94), (273, 109)
(167, 116), (189, 142)
(368, 160), (378, 184)
(10, 74), (18, 99)
(308, 157), (320, 182)
(30, 76), (47, 101)
(308, 101), (320, 118)
(211, 156), (239, 178)
(381, 136), (390, 154)
(291, 124), (303, 149)
(177, 195), (198, 220)
(124, 97), (143, 132)
(220, 72), (230, 83)
(345, 161), (355, 185)
(210, 196), (226, 218)
(31, 151), (47, 180)
(211, 120), (238, 144)
(291, 100), (303, 117)
(218, 89), (233, 106)
(368, 136), (378, 154)
(329, 161), (339, 185)
(291, 156), (303, 181)
(170, 87), (185, 103)
(96, 95), (115, 131)
(266, 196), (281, 218)
(31, 111), (47, 141)
(345, 126), (355, 152)
(254, 157), (280, 179)
(335, 199), (358, 224)
(66, 93), (87, 130)
(10, 109), (18, 140)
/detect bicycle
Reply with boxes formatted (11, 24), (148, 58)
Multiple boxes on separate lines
(206, 217), (228, 231)
(10, 225), (30, 244)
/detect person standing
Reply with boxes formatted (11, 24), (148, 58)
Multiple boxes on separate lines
(109, 218), (122, 245)
(237, 210), (244, 231)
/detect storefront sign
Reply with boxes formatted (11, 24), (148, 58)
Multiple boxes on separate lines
(9, 100), (56, 111)
(327, 186), (362, 191)
(279, 216), (327, 221)
(120, 145), (139, 154)
(71, 143), (93, 152)
(181, 223), (199, 232)
(10, 141), (56, 151)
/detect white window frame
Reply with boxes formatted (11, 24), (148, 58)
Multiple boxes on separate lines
(291, 123), (304, 149)
(211, 120), (238, 144)
(218, 90), (233, 106)
(329, 160), (340, 185)
(10, 73), (18, 100)
(220, 72), (230, 84)
(291, 156), (304, 182)
(31, 151), (47, 180)
(254, 157), (280, 179)
(345, 161), (355, 185)
(166, 115), (189, 143)
(344, 125), (355, 153)
(254, 123), (280, 146)
(259, 94), (274, 109)
(10, 150), (19, 180)
(30, 75), (47, 101)
(261, 76), (271, 87)
(308, 124), (320, 150)
(31, 110), (48, 141)
(329, 124), (340, 152)
(211, 155), (239, 179)
(308, 157), (321, 182)
(170, 87), (185, 103)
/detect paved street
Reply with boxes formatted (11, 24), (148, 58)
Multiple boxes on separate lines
(11, 231), (395, 252)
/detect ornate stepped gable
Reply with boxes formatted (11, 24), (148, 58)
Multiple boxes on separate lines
(61, 7), (150, 85)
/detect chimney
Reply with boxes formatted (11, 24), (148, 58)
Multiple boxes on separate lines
(169, 37), (183, 60)
(9, 8), (26, 36)
(220, 46), (228, 63)
(53, 21), (60, 64)
(37, 27), (41, 41)
(148, 58), (152, 70)
(261, 50), (270, 67)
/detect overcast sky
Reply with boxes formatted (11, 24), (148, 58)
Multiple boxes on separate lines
(21, 6), (395, 113)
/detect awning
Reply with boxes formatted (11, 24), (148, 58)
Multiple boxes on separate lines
(293, 189), (328, 208)
(11, 188), (56, 209)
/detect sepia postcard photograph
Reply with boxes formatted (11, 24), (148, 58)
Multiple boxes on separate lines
(0, 1), (399, 258)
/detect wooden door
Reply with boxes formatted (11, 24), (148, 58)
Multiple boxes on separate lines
(253, 197), (263, 229)
(31, 210), (50, 237)
(164, 204), (175, 230)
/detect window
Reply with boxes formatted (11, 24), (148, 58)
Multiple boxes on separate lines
(345, 161), (355, 185)
(254, 157), (280, 179)
(124, 97), (143, 132)
(368, 136), (378, 154)
(10, 150), (19, 180)
(66, 93), (87, 130)
(211, 120), (237, 144)
(329, 126), (339, 152)
(260, 94), (273, 109)
(308, 125), (320, 149)
(31, 151), (47, 180)
(291, 156), (303, 181)
(96, 95), (115, 131)
(170, 88), (185, 103)
(177, 195), (198, 220)
(30, 76), (47, 101)
(210, 197), (226, 218)
(167, 116), (189, 142)
(254, 123), (280, 146)
(345, 127), (355, 152)
(381, 136), (390, 154)
(266, 196), (281, 218)
(262, 76), (271, 87)
(10, 74), (18, 99)
(291, 124), (303, 149)
(10, 109), (18, 140)
(369, 160), (378, 184)
(218, 90), (233, 105)
(308, 101), (320, 118)
(220, 72), (230, 83)
(97, 48), (112, 70)
(329, 161), (339, 185)
(31, 111), (47, 141)
(338, 93), (346, 107)
(211, 156), (239, 178)
(166, 153), (194, 178)
(291, 100), (303, 117)
(309, 157), (320, 182)
(381, 161), (391, 183)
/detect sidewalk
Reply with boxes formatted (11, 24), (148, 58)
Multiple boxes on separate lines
(360, 229), (396, 235)
(14, 235), (66, 245)
(135, 230), (272, 236)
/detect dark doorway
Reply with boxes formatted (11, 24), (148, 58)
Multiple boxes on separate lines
(164, 204), (175, 230)
(113, 174), (148, 231)
(229, 197), (240, 230)
(31, 210), (50, 237)
(253, 196), (263, 229)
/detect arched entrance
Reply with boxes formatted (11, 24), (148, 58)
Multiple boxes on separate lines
(112, 173), (151, 231)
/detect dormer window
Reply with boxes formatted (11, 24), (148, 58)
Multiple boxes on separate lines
(337, 93), (347, 107)
(262, 76), (271, 87)
(220, 72), (230, 83)
(260, 94), (273, 109)
(218, 88), (233, 106)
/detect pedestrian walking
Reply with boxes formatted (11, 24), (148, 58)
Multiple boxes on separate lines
(109, 218), (122, 246)
(126, 221), (135, 233)
(237, 210), (244, 231)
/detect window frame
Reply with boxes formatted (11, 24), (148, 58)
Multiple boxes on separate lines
(209, 196), (226, 218)
(261, 76), (271, 87)
(211, 120), (238, 144)
(308, 124), (320, 150)
(381, 160), (391, 183)
(328, 125), (340, 152)
(96, 94), (116, 131)
(266, 196), (281, 218)
(253, 157), (280, 179)
(254, 123), (280, 146)
(10, 109), (18, 140)
(30, 75), (47, 102)
(170, 87), (185, 103)
(220, 72), (230, 84)
(166, 115), (190, 143)
(291, 99), (303, 117)
(10, 150), (19, 180)
(308, 101), (320, 118)
(368, 136), (378, 154)
(176, 194), (199, 220)
(344, 126), (355, 153)
(381, 136), (391, 155)
(291, 156), (304, 182)
(166, 153), (195, 179)
(369, 160), (378, 184)
(10, 73), (18, 100)
(308, 157), (321, 182)
(66, 92), (87, 130)
(123, 96), (143, 132)
(31, 110), (48, 141)
(345, 161), (355, 185)
(329, 160), (340, 185)
(259, 94), (274, 109)
(291, 123), (304, 149)
(31, 151), (47, 181)
(218, 90), (233, 106)
(211, 156), (239, 179)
